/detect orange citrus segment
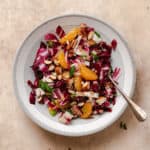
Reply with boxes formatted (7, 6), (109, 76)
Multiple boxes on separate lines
(81, 102), (92, 118)
(59, 27), (80, 44)
(56, 50), (68, 69)
(80, 65), (98, 80)
(74, 76), (82, 91)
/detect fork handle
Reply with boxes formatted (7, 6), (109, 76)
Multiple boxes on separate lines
(109, 76), (147, 121)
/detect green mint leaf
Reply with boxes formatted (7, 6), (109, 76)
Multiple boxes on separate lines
(93, 55), (99, 61)
(92, 52), (99, 61)
(39, 80), (53, 93)
(70, 66), (75, 77)
(49, 108), (57, 116)
(94, 31), (101, 38)
(47, 41), (53, 48)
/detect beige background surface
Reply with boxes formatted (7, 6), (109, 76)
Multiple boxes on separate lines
(0, 0), (150, 150)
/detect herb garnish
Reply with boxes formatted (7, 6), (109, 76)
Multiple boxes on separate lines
(39, 80), (53, 93)
(94, 31), (101, 38)
(47, 41), (53, 48)
(120, 121), (127, 130)
(70, 66), (75, 77)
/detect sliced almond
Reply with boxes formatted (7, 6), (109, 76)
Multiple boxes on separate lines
(70, 101), (77, 106)
(54, 59), (59, 65)
(46, 77), (53, 83)
(57, 74), (62, 80)
(77, 102), (84, 107)
(48, 65), (55, 71)
(67, 78), (74, 88)
(55, 66), (62, 74)
(50, 72), (57, 80)
(88, 39), (96, 46)
(88, 31), (94, 40)
(96, 97), (106, 105)
(62, 71), (70, 79)
(44, 60), (52, 65)
(42, 76), (53, 83)
(82, 81), (90, 90)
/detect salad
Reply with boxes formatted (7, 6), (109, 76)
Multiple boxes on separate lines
(27, 23), (120, 124)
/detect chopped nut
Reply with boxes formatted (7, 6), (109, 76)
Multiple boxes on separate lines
(57, 74), (62, 80)
(88, 31), (94, 40)
(50, 72), (57, 80)
(77, 102), (84, 107)
(67, 78), (74, 88)
(82, 81), (90, 90)
(48, 65), (55, 71)
(96, 97), (106, 105)
(55, 66), (62, 74)
(68, 90), (75, 94)
(35, 88), (45, 102)
(80, 23), (87, 28)
(37, 96), (42, 102)
(70, 101), (77, 106)
(74, 71), (81, 76)
(42, 76), (53, 83)
(44, 60), (52, 64)
(71, 105), (82, 116)
(87, 98), (94, 104)
(50, 75), (56, 80)
(52, 72), (57, 76)
(54, 59), (59, 65)
(62, 71), (70, 79)
(88, 39), (96, 46)
(35, 88), (45, 97)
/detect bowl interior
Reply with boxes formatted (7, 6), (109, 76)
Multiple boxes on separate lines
(13, 15), (135, 136)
